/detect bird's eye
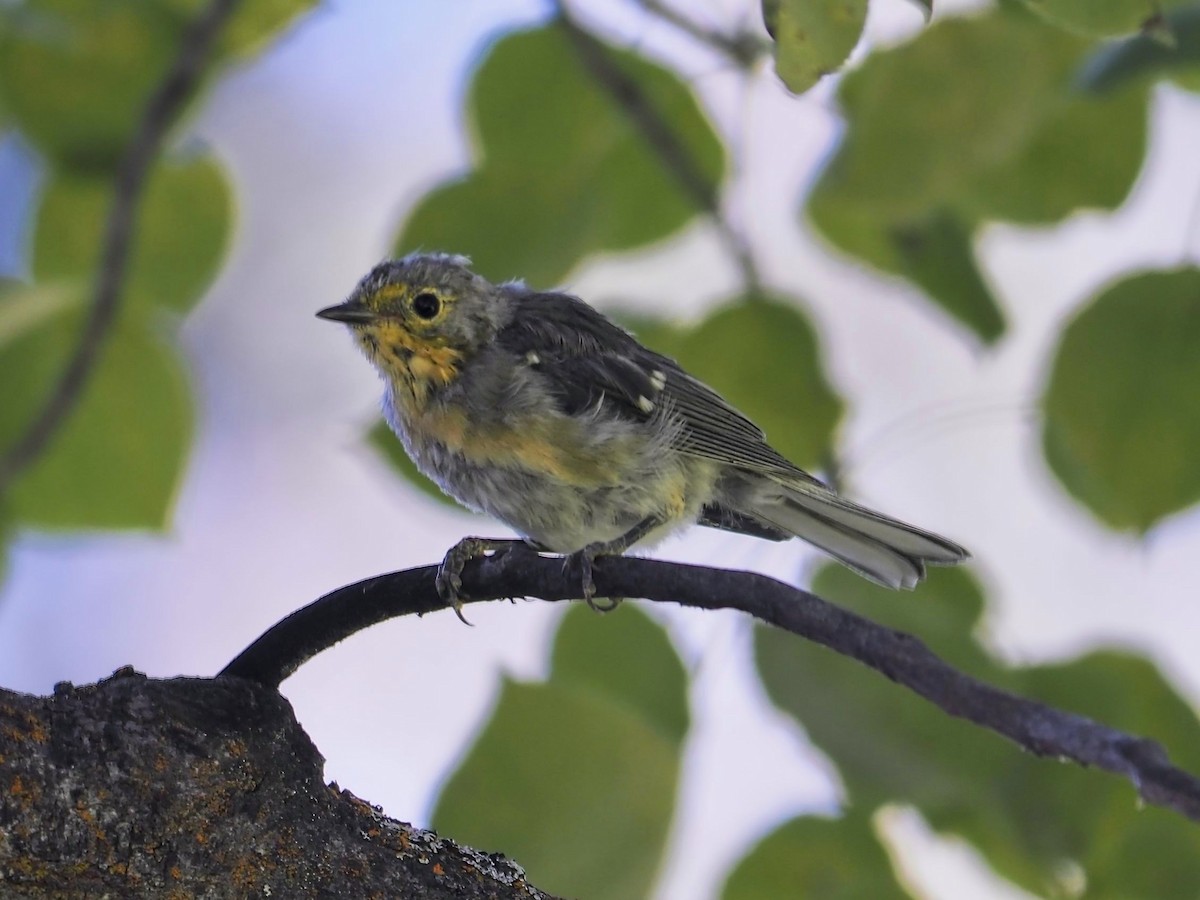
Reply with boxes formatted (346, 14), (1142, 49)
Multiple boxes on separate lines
(412, 292), (441, 320)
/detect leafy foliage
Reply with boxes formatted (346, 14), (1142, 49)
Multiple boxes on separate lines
(395, 23), (724, 287)
(721, 812), (913, 899)
(1018, 0), (1193, 38)
(34, 158), (232, 314)
(1079, 5), (1200, 92)
(1043, 268), (1200, 532)
(807, 5), (1149, 341)
(0, 282), (192, 529)
(674, 296), (843, 469)
(755, 565), (1200, 897)
(762, 0), (868, 94)
(433, 604), (686, 900)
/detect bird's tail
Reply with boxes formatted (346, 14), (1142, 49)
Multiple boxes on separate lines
(747, 481), (969, 590)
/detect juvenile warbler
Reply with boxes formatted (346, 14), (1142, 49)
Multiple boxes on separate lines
(318, 253), (968, 617)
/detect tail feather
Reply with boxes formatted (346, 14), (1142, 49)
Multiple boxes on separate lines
(747, 484), (969, 590)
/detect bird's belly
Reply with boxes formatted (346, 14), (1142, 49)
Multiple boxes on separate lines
(400, 417), (718, 552)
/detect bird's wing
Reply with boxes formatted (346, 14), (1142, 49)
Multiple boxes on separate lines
(497, 290), (824, 486)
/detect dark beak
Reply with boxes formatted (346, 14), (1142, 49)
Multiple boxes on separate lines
(316, 301), (377, 324)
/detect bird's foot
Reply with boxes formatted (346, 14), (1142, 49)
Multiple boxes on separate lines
(437, 537), (513, 625)
(564, 545), (624, 613)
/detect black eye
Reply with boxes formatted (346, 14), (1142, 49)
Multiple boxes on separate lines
(412, 292), (441, 320)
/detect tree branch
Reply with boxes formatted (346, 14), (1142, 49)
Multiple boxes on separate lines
(633, 0), (770, 69)
(0, 0), (239, 494)
(222, 545), (1200, 825)
(554, 8), (762, 294)
(0, 668), (557, 898)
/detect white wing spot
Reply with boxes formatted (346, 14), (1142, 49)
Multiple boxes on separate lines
(649, 370), (667, 391)
(637, 395), (656, 413)
(525, 351), (540, 366)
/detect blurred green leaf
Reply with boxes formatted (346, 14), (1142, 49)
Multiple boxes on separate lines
(756, 563), (1200, 897)
(907, 0), (933, 21)
(0, 285), (192, 530)
(810, 199), (1006, 342)
(1019, 0), (1191, 37)
(0, 0), (310, 173)
(0, 0), (183, 172)
(819, 11), (1085, 219)
(551, 603), (689, 742)
(762, 0), (868, 94)
(1079, 6), (1200, 92)
(163, 0), (317, 56)
(367, 419), (463, 510)
(1043, 268), (1200, 532)
(396, 23), (724, 286)
(433, 678), (680, 900)
(434, 605), (690, 898)
(33, 157), (233, 314)
(721, 812), (913, 899)
(674, 296), (843, 469)
(807, 6), (1150, 341)
(0, 279), (80, 350)
(959, 83), (1147, 224)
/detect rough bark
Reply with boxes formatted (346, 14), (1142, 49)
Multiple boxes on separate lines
(0, 667), (556, 899)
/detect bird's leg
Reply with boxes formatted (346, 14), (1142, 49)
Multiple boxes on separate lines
(566, 516), (663, 612)
(437, 537), (518, 625)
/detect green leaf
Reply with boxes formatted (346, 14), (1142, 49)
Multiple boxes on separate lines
(756, 563), (1200, 897)
(674, 296), (843, 469)
(819, 11), (1086, 220)
(367, 419), (463, 511)
(721, 813), (913, 900)
(811, 199), (1006, 343)
(1019, 0), (1191, 38)
(959, 82), (1147, 224)
(1079, 6), (1200, 93)
(762, 0), (869, 94)
(907, 0), (933, 21)
(162, 0), (317, 57)
(1042, 268), (1200, 532)
(807, 6), (1151, 340)
(0, 286), (192, 530)
(396, 24), (725, 286)
(0, 0), (184, 172)
(33, 157), (233, 314)
(432, 678), (680, 900)
(551, 603), (689, 742)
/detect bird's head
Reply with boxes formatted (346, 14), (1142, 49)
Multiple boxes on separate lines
(318, 253), (505, 392)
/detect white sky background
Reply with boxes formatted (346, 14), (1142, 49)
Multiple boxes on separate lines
(2, 0), (1200, 897)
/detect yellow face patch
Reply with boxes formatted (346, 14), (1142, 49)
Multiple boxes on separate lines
(358, 318), (462, 410)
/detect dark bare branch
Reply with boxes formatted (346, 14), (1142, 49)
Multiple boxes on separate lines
(554, 7), (762, 293)
(221, 545), (1200, 825)
(0, 0), (239, 493)
(634, 0), (770, 69)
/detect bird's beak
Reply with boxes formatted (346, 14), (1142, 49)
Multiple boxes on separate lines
(316, 300), (377, 324)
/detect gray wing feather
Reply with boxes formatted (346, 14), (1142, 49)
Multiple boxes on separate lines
(497, 288), (825, 484)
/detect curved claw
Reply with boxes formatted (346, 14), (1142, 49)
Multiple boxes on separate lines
(563, 547), (623, 613)
(437, 537), (513, 625)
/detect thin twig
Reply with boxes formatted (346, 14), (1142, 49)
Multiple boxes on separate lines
(555, 7), (763, 295)
(220, 546), (1200, 825)
(634, 0), (770, 69)
(0, 0), (241, 494)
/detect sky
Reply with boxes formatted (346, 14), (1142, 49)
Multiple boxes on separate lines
(2, 1), (1199, 898)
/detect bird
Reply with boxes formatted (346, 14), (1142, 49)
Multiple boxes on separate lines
(317, 252), (969, 619)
